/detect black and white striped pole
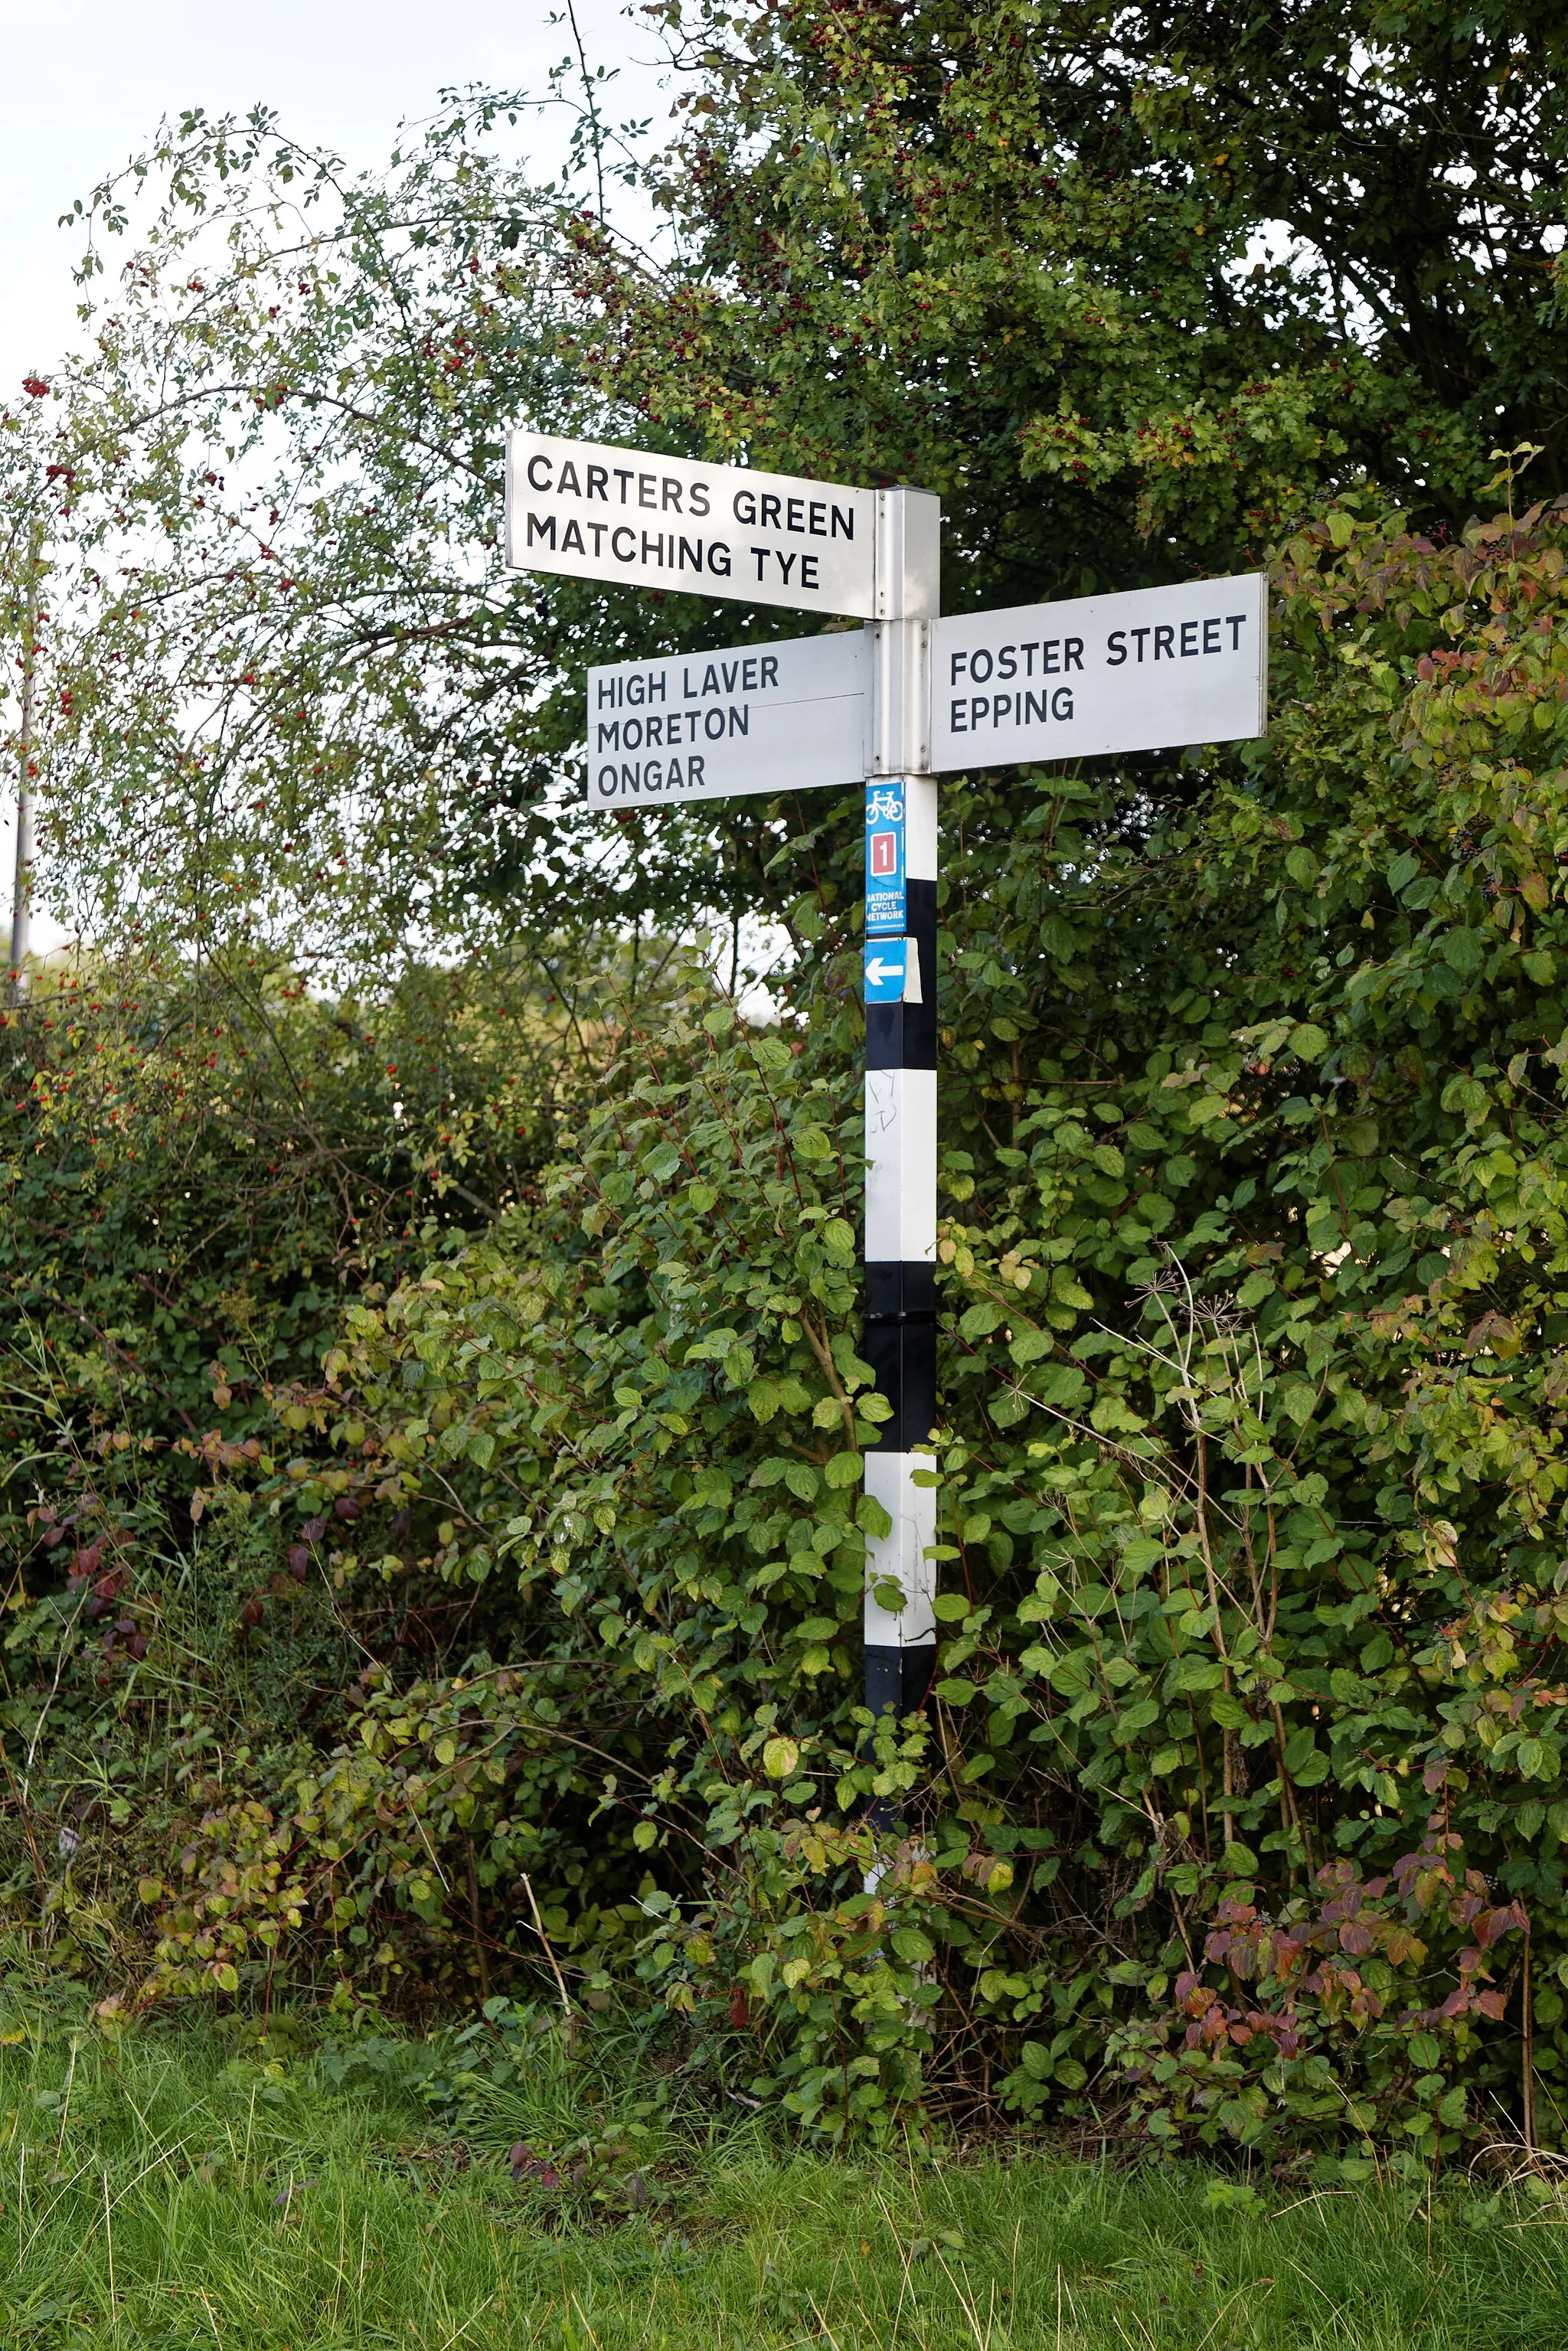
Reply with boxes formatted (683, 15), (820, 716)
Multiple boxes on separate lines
(861, 488), (941, 1730)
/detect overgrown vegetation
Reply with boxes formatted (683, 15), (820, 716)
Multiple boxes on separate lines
(5, 0), (1568, 2183)
(2, 2007), (1566, 2349)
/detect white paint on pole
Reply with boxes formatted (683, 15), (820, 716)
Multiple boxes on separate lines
(931, 572), (1267, 771)
(864, 1067), (937, 1265)
(863, 1453), (937, 1647)
(507, 430), (877, 617)
(583, 630), (867, 808)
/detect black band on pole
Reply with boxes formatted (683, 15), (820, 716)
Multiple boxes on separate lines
(864, 877), (938, 1072)
(864, 1643), (939, 1723)
(861, 1282), (937, 1455)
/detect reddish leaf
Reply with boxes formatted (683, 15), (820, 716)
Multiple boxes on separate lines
(508, 2141), (560, 2188)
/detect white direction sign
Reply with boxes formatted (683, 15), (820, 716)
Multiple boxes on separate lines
(584, 629), (867, 810)
(931, 573), (1266, 771)
(508, 430), (877, 618)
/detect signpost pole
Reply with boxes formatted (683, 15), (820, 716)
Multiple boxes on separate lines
(861, 488), (940, 1736)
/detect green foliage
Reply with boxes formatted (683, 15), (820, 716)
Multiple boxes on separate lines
(606, 0), (1563, 574)
(0, 943), (632, 2007)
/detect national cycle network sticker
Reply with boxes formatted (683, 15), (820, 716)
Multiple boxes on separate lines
(864, 782), (906, 933)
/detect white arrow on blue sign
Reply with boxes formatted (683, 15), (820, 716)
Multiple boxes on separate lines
(864, 939), (922, 1004)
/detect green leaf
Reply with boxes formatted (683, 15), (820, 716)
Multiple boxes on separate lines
(855, 1492), (893, 1539)
(1049, 1271), (1094, 1310)
(823, 1449), (863, 1489)
(959, 1301), (1004, 1340)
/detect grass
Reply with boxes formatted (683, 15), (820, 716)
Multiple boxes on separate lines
(0, 2011), (1565, 2348)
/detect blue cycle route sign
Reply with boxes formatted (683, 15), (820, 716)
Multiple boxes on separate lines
(864, 783), (906, 933)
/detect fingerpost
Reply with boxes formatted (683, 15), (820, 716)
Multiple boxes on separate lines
(505, 429), (1267, 1775)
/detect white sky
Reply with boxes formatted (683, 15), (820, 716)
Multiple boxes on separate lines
(0, 0), (672, 958)
(0, 0), (668, 386)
